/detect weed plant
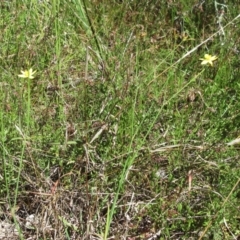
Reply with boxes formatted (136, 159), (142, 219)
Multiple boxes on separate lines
(0, 0), (240, 239)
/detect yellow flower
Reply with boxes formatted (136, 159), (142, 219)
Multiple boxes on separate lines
(18, 68), (36, 79)
(199, 54), (218, 66)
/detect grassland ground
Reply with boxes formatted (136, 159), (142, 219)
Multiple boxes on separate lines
(0, 0), (240, 239)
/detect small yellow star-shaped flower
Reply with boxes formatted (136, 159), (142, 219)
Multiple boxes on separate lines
(18, 68), (36, 79)
(199, 54), (218, 66)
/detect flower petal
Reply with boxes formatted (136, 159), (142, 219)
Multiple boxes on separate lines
(201, 60), (208, 65)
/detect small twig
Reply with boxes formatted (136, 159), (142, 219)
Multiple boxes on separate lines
(214, 1), (228, 44)
(147, 229), (162, 240)
(223, 217), (237, 240)
(188, 170), (193, 192)
(90, 124), (108, 144)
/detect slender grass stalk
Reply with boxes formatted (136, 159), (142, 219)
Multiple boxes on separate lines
(26, 78), (31, 130)
(103, 204), (110, 240)
(52, 0), (61, 80)
(73, 0), (105, 66)
(11, 141), (25, 240)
